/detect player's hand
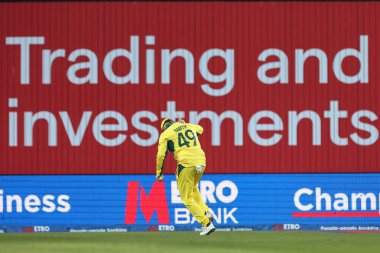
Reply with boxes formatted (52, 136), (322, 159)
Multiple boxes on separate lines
(156, 175), (164, 182)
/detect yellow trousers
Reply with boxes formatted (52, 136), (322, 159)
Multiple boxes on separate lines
(176, 165), (210, 227)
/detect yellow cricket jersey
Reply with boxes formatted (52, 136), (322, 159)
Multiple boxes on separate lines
(156, 122), (206, 177)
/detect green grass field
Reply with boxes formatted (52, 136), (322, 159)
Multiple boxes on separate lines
(0, 231), (379, 253)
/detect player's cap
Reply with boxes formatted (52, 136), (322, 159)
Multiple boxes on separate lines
(160, 118), (174, 131)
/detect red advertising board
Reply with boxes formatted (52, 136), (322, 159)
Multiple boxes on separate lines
(1, 2), (379, 174)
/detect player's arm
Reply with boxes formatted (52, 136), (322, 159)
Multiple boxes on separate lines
(193, 124), (204, 135)
(156, 135), (168, 180)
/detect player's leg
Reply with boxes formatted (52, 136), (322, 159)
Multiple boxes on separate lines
(193, 166), (210, 214)
(193, 188), (210, 213)
(192, 166), (216, 235)
(176, 165), (210, 227)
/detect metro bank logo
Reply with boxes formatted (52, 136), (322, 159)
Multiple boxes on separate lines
(124, 179), (239, 225)
(293, 187), (380, 218)
(124, 181), (170, 224)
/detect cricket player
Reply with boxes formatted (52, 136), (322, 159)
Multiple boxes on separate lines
(156, 118), (215, 236)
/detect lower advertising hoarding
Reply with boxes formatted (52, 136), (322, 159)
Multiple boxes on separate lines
(0, 174), (379, 233)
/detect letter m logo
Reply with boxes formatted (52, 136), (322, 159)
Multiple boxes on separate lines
(124, 181), (170, 224)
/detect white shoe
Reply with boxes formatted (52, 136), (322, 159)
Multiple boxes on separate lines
(205, 211), (214, 222)
(200, 222), (215, 236)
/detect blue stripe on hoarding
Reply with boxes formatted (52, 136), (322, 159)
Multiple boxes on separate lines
(2, 225), (380, 233)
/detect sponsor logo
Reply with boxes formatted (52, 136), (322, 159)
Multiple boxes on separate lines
(124, 180), (239, 225)
(148, 226), (158, 232)
(283, 224), (300, 230)
(124, 181), (170, 224)
(70, 228), (106, 233)
(320, 226), (380, 232)
(158, 225), (175, 231)
(34, 226), (50, 232)
(69, 227), (127, 233)
(23, 227), (34, 233)
(293, 187), (380, 217)
(274, 224), (283, 231)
